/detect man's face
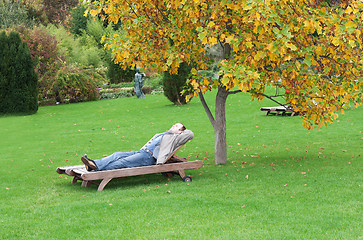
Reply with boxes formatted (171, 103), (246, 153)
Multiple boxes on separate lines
(170, 123), (184, 134)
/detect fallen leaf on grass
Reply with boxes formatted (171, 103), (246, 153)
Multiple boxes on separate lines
(241, 204), (247, 208)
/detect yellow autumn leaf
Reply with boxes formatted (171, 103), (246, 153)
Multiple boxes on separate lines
(202, 86), (209, 92)
(285, 42), (297, 51)
(254, 51), (265, 61)
(246, 42), (253, 48)
(207, 21), (215, 28)
(332, 37), (340, 46)
(203, 78), (210, 86)
(345, 6), (353, 14)
(349, 40), (356, 48)
(225, 35), (234, 43)
(209, 37), (218, 45)
(89, 9), (99, 17)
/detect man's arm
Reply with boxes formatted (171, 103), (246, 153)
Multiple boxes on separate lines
(140, 133), (159, 150)
(156, 129), (194, 165)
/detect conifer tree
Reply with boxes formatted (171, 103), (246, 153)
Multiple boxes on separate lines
(0, 31), (38, 115)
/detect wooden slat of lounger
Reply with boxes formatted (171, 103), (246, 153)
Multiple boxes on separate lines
(79, 160), (203, 181)
(56, 165), (84, 174)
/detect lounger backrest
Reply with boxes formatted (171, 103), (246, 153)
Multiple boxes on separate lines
(165, 144), (184, 161)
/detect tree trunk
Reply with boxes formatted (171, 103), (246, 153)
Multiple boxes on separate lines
(214, 86), (228, 164)
(198, 86), (229, 164)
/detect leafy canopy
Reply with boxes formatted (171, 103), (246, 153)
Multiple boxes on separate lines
(87, 0), (363, 129)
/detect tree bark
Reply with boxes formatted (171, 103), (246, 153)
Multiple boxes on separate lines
(214, 86), (228, 164)
(198, 86), (229, 164)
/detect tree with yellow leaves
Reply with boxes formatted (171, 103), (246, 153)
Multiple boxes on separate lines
(87, 0), (362, 164)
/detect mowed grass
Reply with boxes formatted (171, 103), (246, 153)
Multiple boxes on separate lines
(0, 91), (361, 239)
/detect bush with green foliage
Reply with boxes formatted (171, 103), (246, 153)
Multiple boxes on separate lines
(17, 26), (60, 79)
(70, 4), (89, 36)
(69, 9), (135, 83)
(0, 31), (38, 115)
(0, 0), (34, 28)
(107, 60), (135, 84)
(39, 64), (101, 105)
(46, 24), (105, 68)
(162, 62), (192, 105)
(42, 0), (78, 24)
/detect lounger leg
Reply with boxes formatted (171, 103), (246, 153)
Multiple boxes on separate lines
(81, 180), (91, 187)
(178, 170), (186, 179)
(98, 178), (112, 191)
(72, 176), (79, 184)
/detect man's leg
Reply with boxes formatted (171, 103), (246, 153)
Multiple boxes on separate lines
(97, 150), (155, 170)
(94, 151), (137, 171)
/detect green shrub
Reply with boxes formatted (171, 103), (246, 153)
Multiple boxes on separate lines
(102, 82), (134, 89)
(162, 62), (192, 105)
(0, 31), (38, 115)
(46, 24), (105, 68)
(99, 90), (134, 100)
(42, 0), (78, 24)
(0, 0), (34, 28)
(39, 64), (102, 105)
(107, 59), (135, 84)
(70, 4), (89, 36)
(17, 26), (60, 79)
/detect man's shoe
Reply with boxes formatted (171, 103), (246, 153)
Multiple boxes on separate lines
(81, 155), (98, 171)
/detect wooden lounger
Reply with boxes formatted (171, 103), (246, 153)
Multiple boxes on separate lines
(56, 147), (202, 191)
(260, 106), (296, 116)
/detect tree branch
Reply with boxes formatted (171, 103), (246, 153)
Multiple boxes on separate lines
(254, 92), (287, 107)
(198, 91), (216, 127)
(125, 0), (139, 18)
(228, 90), (241, 95)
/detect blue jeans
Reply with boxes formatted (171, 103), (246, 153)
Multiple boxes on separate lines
(94, 150), (155, 171)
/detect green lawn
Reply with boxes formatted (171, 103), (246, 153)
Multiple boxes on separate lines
(1, 91), (362, 239)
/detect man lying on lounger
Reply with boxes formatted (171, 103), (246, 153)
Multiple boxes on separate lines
(81, 123), (194, 171)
